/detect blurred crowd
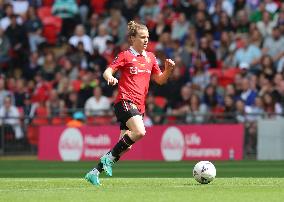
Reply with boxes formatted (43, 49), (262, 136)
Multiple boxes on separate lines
(1, 0), (284, 154)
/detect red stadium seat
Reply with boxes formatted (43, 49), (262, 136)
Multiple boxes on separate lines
(32, 117), (49, 125)
(87, 116), (95, 124)
(27, 126), (38, 145)
(93, 116), (112, 125)
(37, 6), (52, 20)
(42, 0), (54, 6)
(154, 96), (167, 108)
(41, 16), (62, 44)
(51, 117), (64, 125)
(91, 0), (107, 15)
(146, 41), (158, 52)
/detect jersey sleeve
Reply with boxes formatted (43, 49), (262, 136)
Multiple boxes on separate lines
(151, 54), (162, 75)
(108, 52), (125, 71)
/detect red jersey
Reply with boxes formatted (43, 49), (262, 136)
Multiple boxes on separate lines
(108, 47), (162, 113)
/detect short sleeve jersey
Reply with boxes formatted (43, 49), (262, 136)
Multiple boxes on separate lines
(108, 47), (162, 113)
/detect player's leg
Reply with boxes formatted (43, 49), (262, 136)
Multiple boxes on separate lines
(85, 100), (142, 184)
(100, 115), (145, 176)
(94, 129), (131, 173)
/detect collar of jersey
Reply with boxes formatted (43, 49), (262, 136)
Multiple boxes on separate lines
(129, 46), (147, 57)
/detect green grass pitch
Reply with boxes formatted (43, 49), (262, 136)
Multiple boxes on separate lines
(0, 160), (284, 202)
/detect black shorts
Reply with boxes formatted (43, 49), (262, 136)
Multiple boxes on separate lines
(114, 100), (142, 130)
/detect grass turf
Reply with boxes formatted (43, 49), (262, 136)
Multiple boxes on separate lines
(0, 160), (284, 202)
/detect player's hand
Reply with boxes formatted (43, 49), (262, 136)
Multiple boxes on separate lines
(107, 76), (118, 86)
(165, 59), (175, 72)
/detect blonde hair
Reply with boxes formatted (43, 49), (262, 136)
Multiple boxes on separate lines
(127, 21), (148, 38)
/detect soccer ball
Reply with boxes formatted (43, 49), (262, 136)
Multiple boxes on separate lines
(193, 161), (216, 184)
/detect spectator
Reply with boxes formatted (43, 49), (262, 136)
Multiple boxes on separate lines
(78, 0), (90, 24)
(65, 91), (80, 115)
(259, 55), (276, 81)
(93, 24), (113, 55)
(138, 0), (160, 24)
(69, 24), (93, 54)
(84, 86), (111, 116)
(223, 95), (236, 122)
(146, 94), (165, 124)
(199, 36), (217, 68)
(0, 4), (22, 31)
(41, 51), (59, 81)
(5, 14), (29, 66)
(66, 111), (85, 127)
(0, 27), (10, 68)
(52, 0), (79, 39)
(245, 96), (265, 121)
(24, 6), (45, 52)
(233, 0), (247, 16)
(14, 78), (26, 107)
(171, 84), (192, 111)
(85, 13), (99, 39)
(60, 57), (79, 80)
(250, 2), (266, 23)
(11, 0), (29, 16)
(191, 57), (210, 90)
(262, 92), (282, 116)
(239, 77), (258, 106)
(22, 93), (37, 125)
(171, 12), (189, 42)
(256, 11), (276, 38)
(235, 99), (246, 123)
(217, 31), (233, 67)
(234, 9), (250, 33)
(262, 26), (284, 63)
(149, 12), (171, 42)
(31, 72), (52, 103)
(104, 8), (127, 45)
(0, 77), (14, 106)
(0, 96), (23, 139)
(46, 89), (65, 117)
(185, 93), (208, 123)
(233, 35), (261, 67)
(225, 84), (238, 101)
(249, 27), (263, 49)
(77, 71), (97, 107)
(264, 0), (278, 14)
(121, 0), (140, 21)
(203, 84), (223, 111)
(23, 51), (41, 81)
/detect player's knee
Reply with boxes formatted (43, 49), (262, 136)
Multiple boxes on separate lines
(134, 129), (146, 140)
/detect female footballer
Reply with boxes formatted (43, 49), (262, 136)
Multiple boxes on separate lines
(85, 21), (175, 186)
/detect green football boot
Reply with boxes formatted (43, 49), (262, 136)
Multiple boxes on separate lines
(100, 155), (114, 177)
(85, 170), (101, 186)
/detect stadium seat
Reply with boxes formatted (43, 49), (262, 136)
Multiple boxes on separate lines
(41, 16), (62, 44)
(146, 41), (158, 52)
(72, 80), (82, 92)
(37, 6), (52, 21)
(27, 126), (38, 145)
(166, 115), (177, 124)
(32, 117), (49, 125)
(87, 116), (95, 124)
(51, 117), (64, 125)
(33, 106), (49, 125)
(93, 116), (112, 125)
(91, 0), (107, 15)
(42, 0), (54, 6)
(154, 96), (167, 109)
(219, 68), (240, 87)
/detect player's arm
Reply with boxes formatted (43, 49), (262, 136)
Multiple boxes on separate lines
(152, 59), (175, 85)
(103, 67), (118, 86)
